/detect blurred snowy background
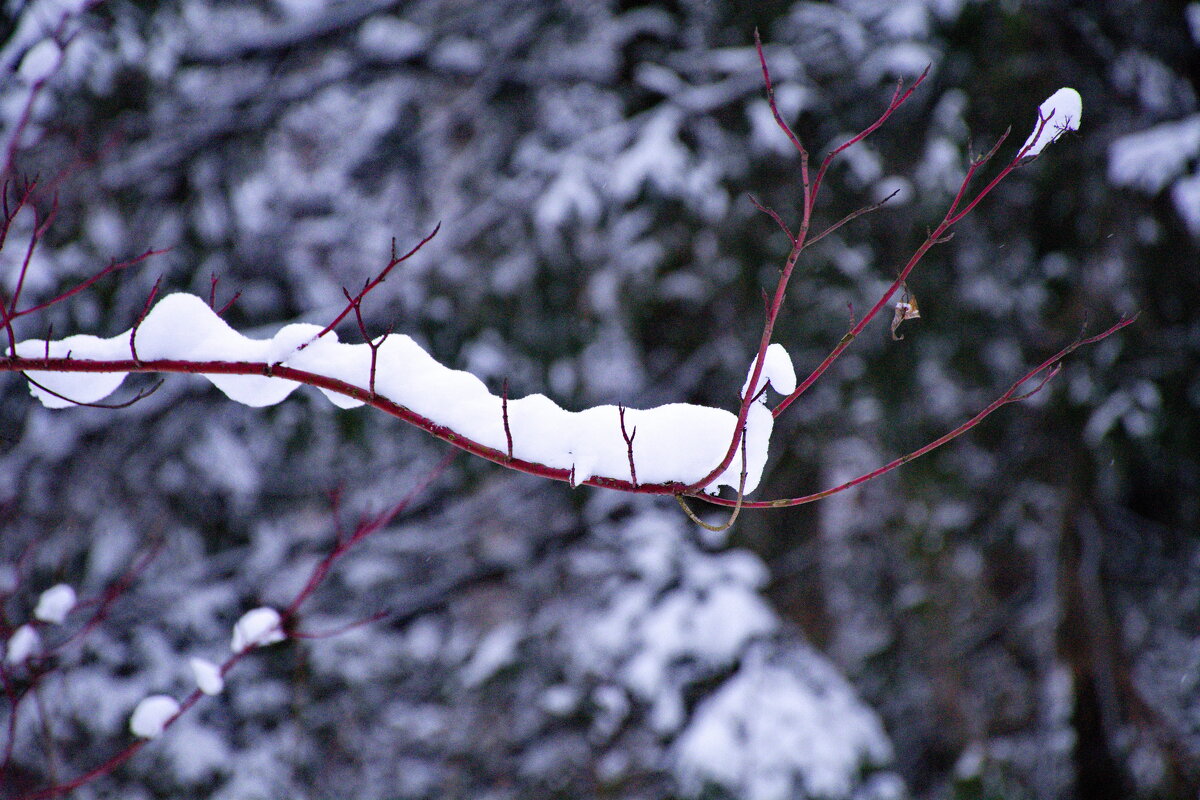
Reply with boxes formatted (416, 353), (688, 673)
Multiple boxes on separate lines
(1, 1), (1197, 798)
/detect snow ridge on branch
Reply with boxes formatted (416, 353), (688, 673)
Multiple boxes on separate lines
(14, 292), (789, 494)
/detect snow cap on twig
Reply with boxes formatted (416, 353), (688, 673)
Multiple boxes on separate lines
(1021, 88), (1082, 157)
(33, 583), (76, 624)
(4, 624), (40, 664)
(231, 607), (286, 653)
(190, 657), (225, 695)
(129, 695), (180, 739)
(742, 343), (796, 397)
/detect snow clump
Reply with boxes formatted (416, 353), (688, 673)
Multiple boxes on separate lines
(33, 583), (76, 624)
(231, 607), (286, 653)
(190, 657), (225, 695)
(1021, 88), (1082, 157)
(129, 695), (180, 739)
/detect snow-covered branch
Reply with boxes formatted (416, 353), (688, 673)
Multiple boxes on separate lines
(0, 39), (1122, 514)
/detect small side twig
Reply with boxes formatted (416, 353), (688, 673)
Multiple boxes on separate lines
(22, 374), (165, 409)
(676, 429), (748, 532)
(748, 194), (794, 241)
(501, 379), (513, 461)
(302, 223), (439, 349)
(344, 285), (391, 395)
(804, 188), (899, 251)
(618, 405), (637, 486)
(128, 276), (162, 364)
(208, 273), (241, 316)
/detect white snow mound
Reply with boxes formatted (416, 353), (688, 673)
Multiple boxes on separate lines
(129, 694), (180, 739)
(1022, 88), (1082, 157)
(16, 293), (794, 494)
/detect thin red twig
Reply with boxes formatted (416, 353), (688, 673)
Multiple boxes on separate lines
(22, 374), (164, 409)
(501, 379), (513, 460)
(694, 316), (1136, 509)
(618, 405), (638, 486)
(302, 223), (439, 348)
(128, 276), (162, 363)
(682, 35), (927, 494)
(12, 454), (453, 800)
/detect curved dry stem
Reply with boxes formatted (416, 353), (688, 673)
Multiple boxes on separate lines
(693, 315), (1136, 509)
(22, 374), (164, 409)
(676, 431), (748, 532)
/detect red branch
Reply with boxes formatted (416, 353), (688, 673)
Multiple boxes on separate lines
(0, 354), (691, 495)
(12, 455), (453, 800)
(682, 31), (928, 493)
(695, 315), (1136, 509)
(0, 313), (1133, 505)
(127, 276), (162, 364)
(0, 39), (1127, 514)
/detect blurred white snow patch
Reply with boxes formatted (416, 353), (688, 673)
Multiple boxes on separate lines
(33, 583), (75, 623)
(461, 623), (521, 688)
(917, 137), (964, 194)
(230, 607), (285, 653)
(164, 720), (231, 783)
(744, 343), (796, 396)
(674, 646), (895, 800)
(430, 37), (485, 74)
(0, 564), (16, 594)
(1084, 381), (1161, 444)
(1171, 172), (1200, 235)
(129, 694), (180, 738)
(272, 0), (324, 18)
(881, 1), (930, 37)
(5, 624), (41, 664)
(18, 38), (59, 83)
(357, 17), (427, 61)
(1109, 116), (1200, 193)
(189, 425), (260, 498)
(536, 156), (601, 233)
(591, 684), (630, 738)
(189, 657), (225, 695)
(873, 175), (913, 206)
(540, 684), (580, 717)
(611, 108), (687, 201)
(1021, 88), (1081, 158)
(1109, 114), (1200, 234)
(954, 741), (985, 780)
(859, 42), (936, 83)
(577, 518), (776, 734)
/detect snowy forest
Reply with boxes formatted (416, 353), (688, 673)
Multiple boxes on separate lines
(1, 1), (1198, 799)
